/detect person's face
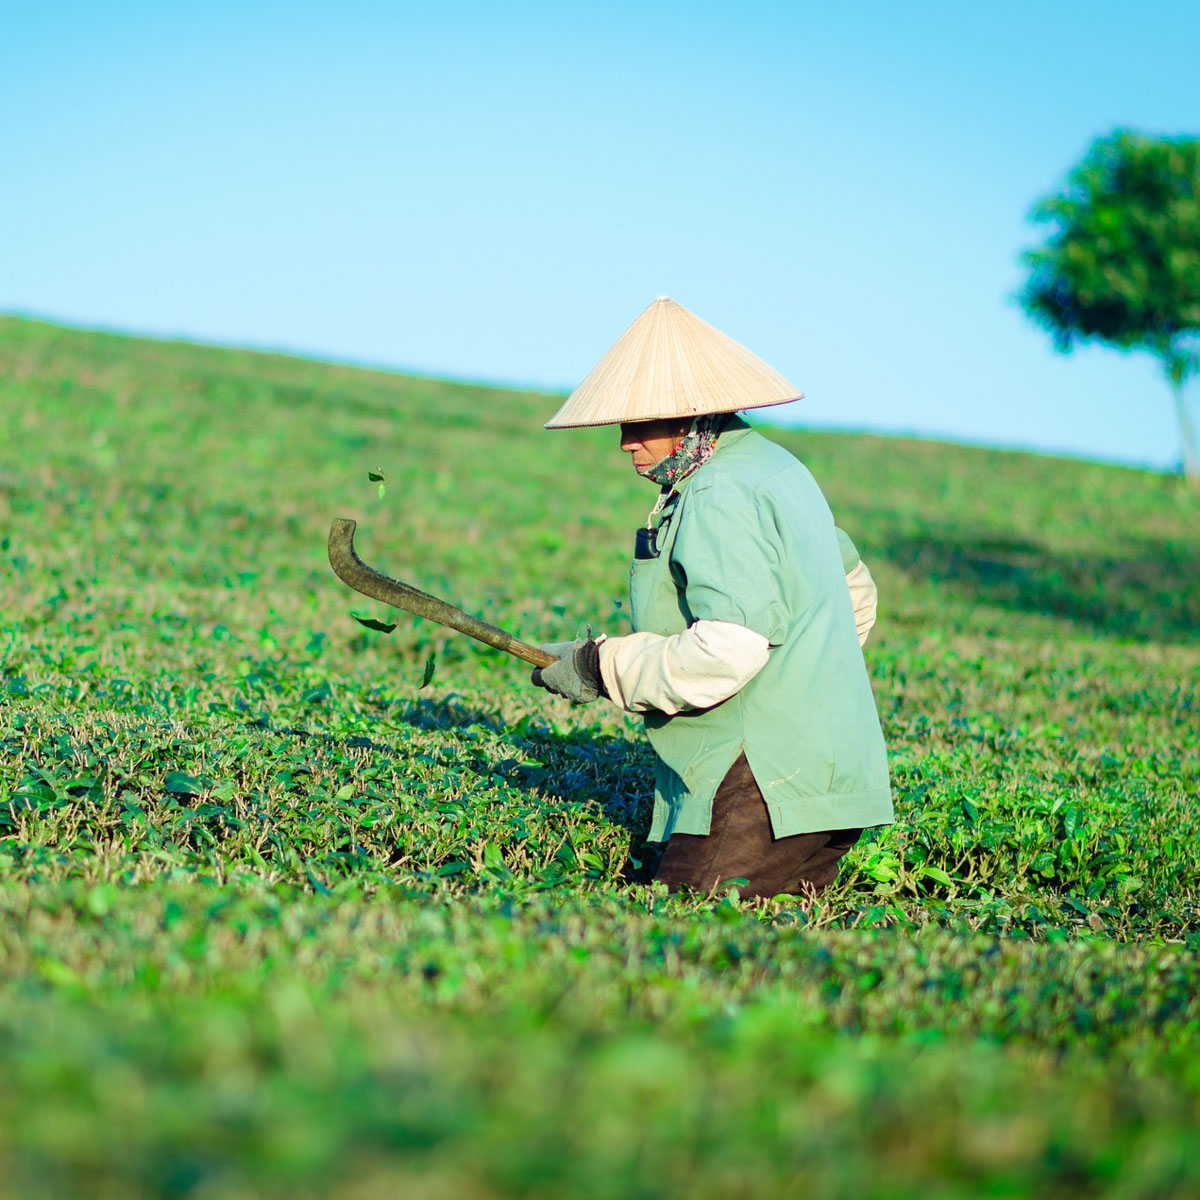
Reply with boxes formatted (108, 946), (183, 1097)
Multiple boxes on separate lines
(619, 419), (691, 475)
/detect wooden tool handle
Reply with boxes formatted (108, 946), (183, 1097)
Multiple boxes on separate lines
(328, 518), (556, 668)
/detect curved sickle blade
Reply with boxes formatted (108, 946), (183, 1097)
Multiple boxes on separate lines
(328, 518), (556, 668)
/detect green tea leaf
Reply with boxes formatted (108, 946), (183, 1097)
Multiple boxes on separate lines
(351, 612), (397, 634)
(919, 865), (954, 888)
(420, 653), (437, 688)
(164, 771), (204, 796)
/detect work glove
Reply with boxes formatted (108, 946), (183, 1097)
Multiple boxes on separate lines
(530, 639), (606, 704)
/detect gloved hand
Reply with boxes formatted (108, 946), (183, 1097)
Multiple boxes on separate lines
(530, 639), (605, 704)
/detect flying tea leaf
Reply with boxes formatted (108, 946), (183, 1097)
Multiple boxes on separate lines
(351, 612), (397, 634)
(420, 653), (437, 689)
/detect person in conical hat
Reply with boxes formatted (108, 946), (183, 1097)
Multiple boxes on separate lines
(531, 297), (893, 899)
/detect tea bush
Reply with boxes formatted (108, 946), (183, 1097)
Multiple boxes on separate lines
(2, 316), (1198, 1198)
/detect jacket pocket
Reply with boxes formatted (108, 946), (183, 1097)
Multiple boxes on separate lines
(630, 556), (688, 636)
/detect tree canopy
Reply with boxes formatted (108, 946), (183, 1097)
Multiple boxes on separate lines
(1020, 130), (1200, 480)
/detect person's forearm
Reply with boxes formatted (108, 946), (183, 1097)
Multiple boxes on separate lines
(846, 559), (877, 646)
(598, 620), (770, 714)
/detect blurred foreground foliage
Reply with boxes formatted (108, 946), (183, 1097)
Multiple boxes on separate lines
(2, 315), (1199, 1198)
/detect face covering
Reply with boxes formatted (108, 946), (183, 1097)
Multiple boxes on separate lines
(644, 413), (732, 526)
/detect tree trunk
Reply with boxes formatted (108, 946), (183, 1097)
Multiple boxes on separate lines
(1171, 374), (1199, 486)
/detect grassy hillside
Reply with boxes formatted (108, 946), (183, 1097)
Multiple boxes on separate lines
(2, 314), (1198, 1199)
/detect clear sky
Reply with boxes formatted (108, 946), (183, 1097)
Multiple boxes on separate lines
(3, 1), (1198, 468)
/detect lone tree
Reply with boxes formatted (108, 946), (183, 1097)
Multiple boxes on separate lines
(1020, 130), (1200, 483)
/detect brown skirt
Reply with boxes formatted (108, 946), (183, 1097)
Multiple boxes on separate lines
(654, 753), (861, 900)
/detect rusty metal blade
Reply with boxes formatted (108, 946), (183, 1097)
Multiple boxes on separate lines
(328, 518), (556, 668)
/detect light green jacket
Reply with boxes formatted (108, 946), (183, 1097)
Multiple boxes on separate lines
(630, 423), (894, 841)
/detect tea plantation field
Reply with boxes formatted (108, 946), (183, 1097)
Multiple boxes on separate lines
(2, 314), (1198, 1198)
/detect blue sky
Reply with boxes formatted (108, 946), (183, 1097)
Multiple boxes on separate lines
(3, 0), (1198, 468)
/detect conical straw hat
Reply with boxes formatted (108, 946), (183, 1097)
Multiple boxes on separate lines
(544, 296), (802, 429)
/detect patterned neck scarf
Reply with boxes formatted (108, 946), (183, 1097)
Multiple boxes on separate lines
(644, 412), (733, 527)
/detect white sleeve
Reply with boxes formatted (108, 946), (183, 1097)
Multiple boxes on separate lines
(597, 619), (770, 715)
(845, 559), (877, 646)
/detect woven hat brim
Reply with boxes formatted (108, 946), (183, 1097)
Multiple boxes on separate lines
(544, 297), (803, 429)
(544, 391), (802, 430)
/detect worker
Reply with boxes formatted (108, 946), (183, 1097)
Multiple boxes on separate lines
(531, 297), (893, 899)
